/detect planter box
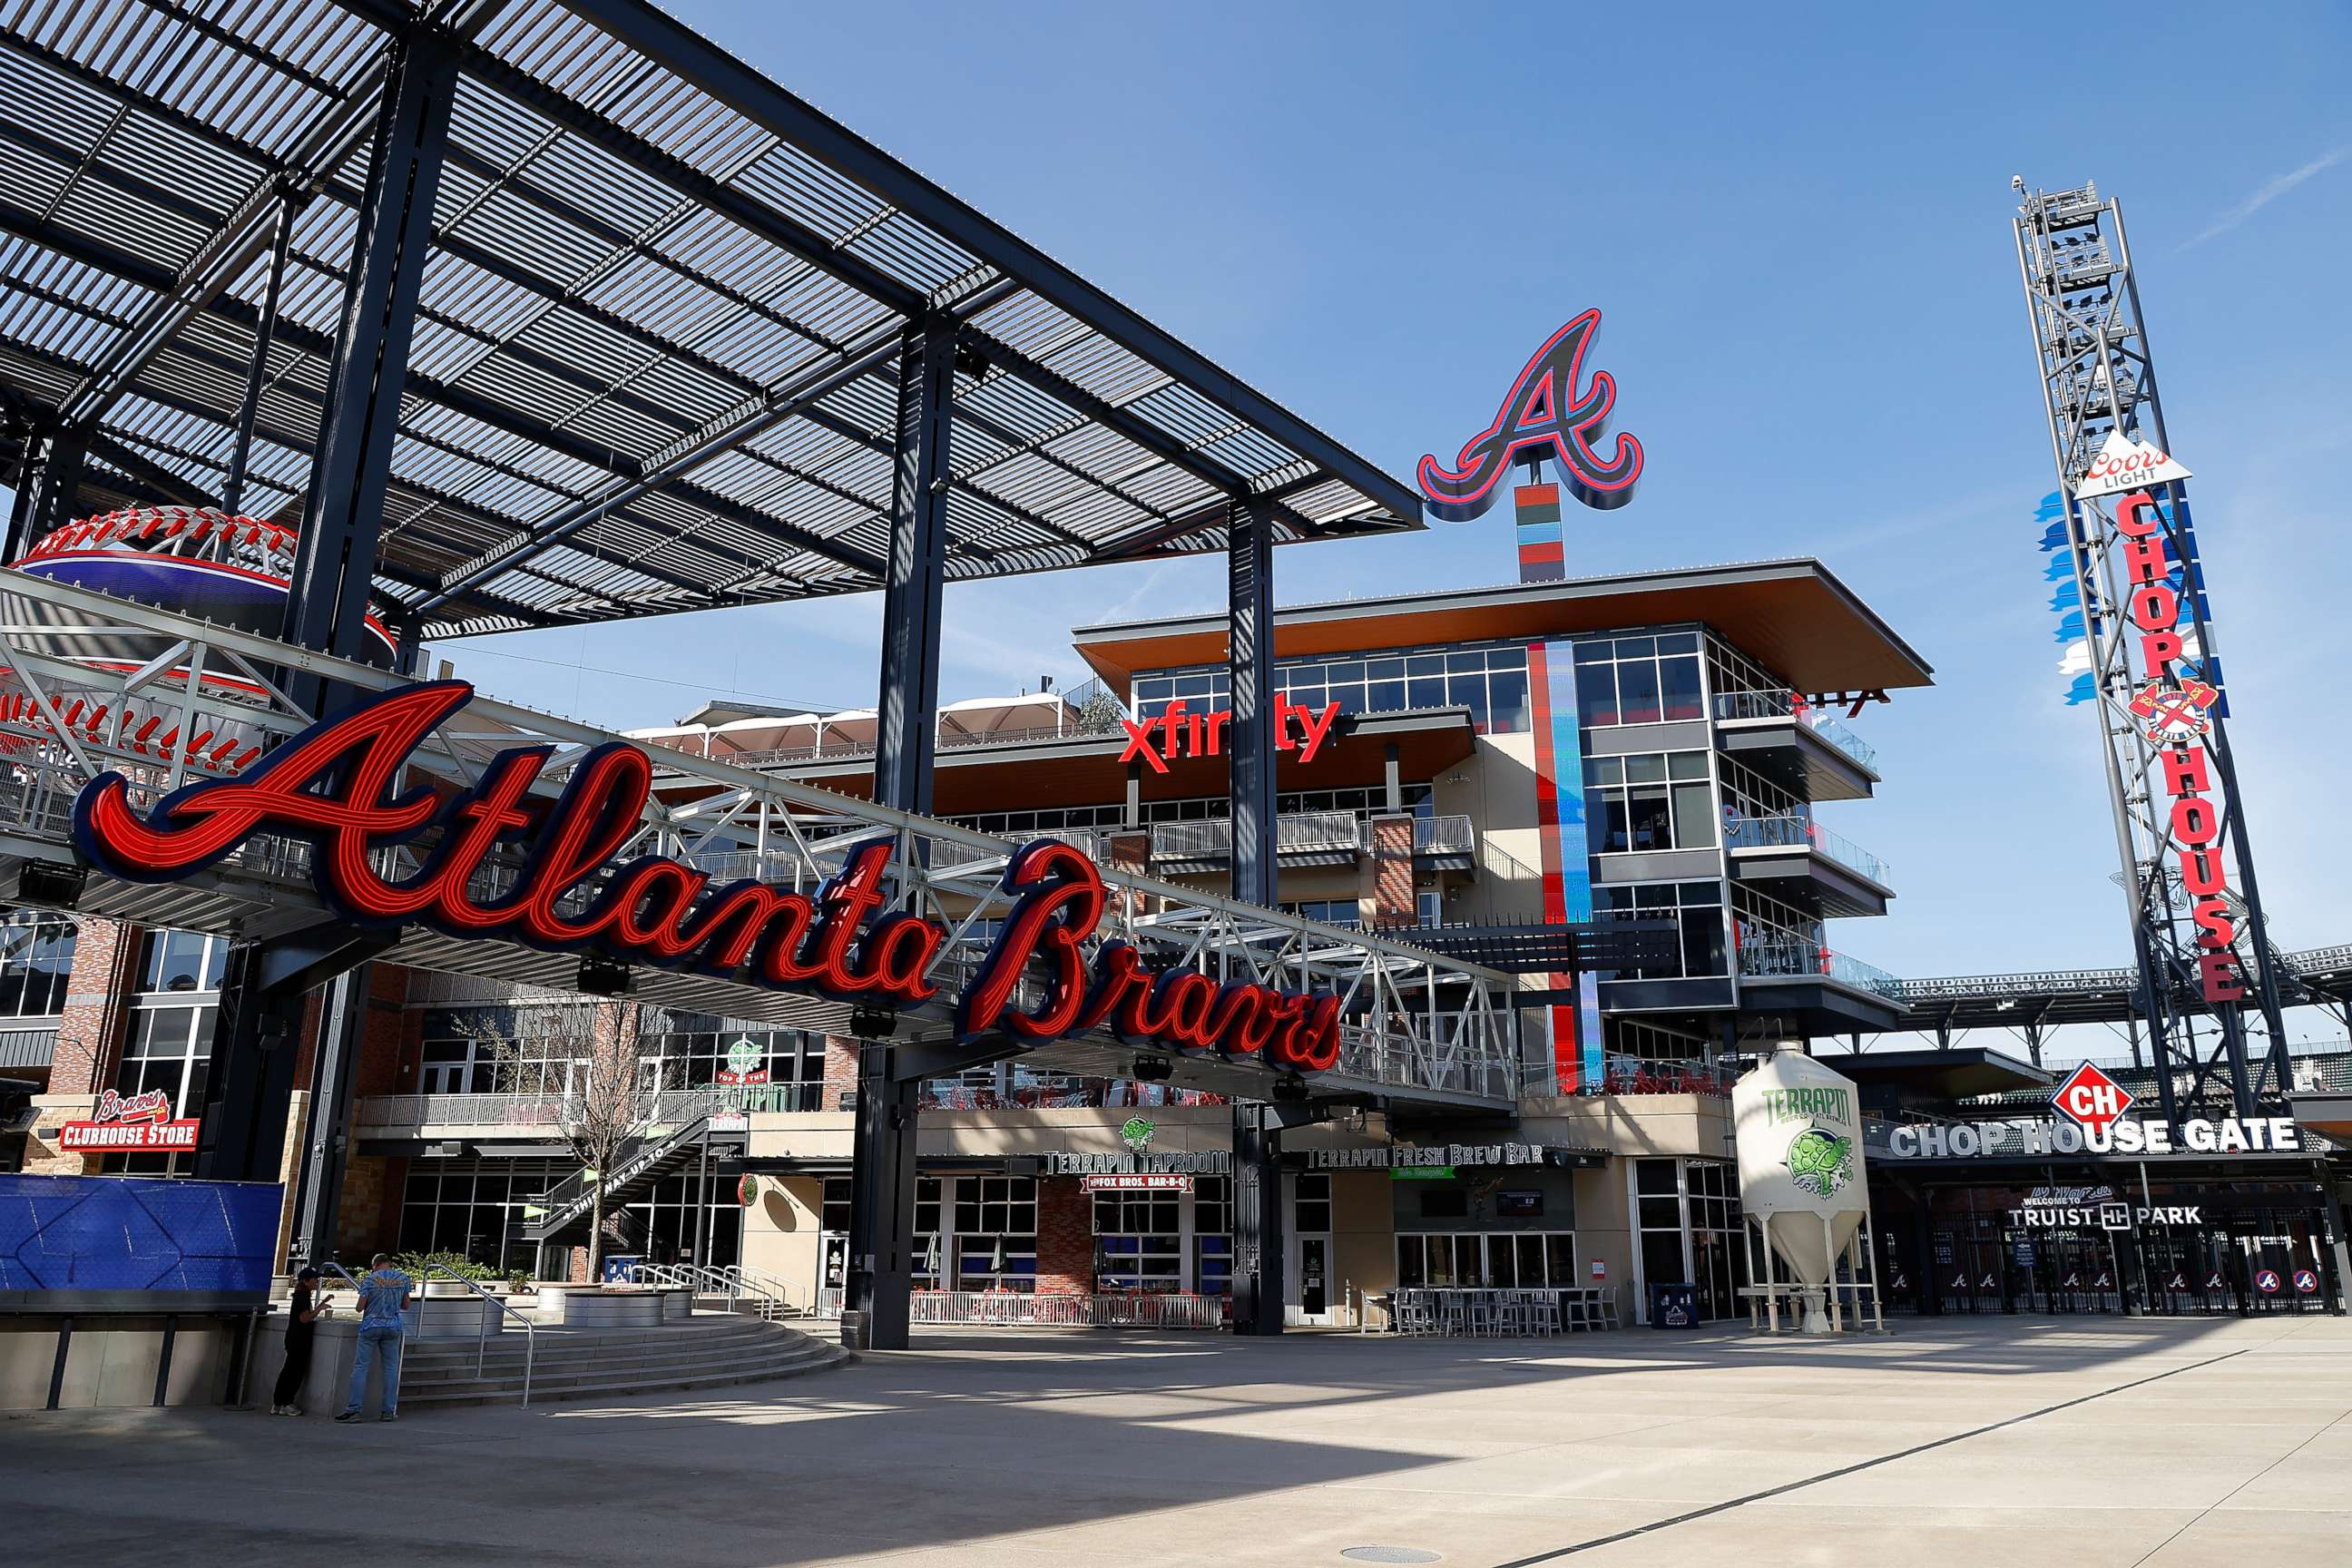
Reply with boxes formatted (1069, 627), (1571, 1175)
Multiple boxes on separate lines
(535, 1285), (663, 1328)
(412, 1281), (507, 1340)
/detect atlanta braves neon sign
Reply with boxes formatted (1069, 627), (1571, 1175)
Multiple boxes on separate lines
(68, 681), (1342, 1069)
(1417, 310), (1643, 522)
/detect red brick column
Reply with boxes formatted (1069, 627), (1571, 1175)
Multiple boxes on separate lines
(1366, 813), (1416, 931)
(1034, 1177), (1093, 1296)
(820, 1036), (859, 1110)
(1106, 830), (1151, 921)
(24, 916), (142, 1174)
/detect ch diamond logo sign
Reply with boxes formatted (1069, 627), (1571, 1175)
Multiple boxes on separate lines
(2053, 1062), (2134, 1136)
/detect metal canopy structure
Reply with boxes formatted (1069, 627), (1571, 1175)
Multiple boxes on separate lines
(0, 0), (1419, 639)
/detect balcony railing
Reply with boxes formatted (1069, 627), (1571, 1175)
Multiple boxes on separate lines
(1529, 1053), (1739, 1099)
(1712, 690), (1877, 772)
(1414, 815), (1475, 855)
(1150, 809), (1366, 859)
(356, 1085), (818, 1130)
(1148, 811), (1477, 863)
(1724, 814), (1890, 886)
(1737, 941), (1905, 999)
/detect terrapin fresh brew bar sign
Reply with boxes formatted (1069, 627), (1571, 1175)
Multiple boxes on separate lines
(69, 681), (1348, 1072)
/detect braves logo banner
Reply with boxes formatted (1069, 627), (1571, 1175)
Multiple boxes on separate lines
(70, 681), (1341, 1072)
(1417, 310), (1643, 522)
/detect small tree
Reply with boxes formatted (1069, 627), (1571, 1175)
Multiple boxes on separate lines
(464, 995), (675, 1283)
(1073, 685), (1128, 736)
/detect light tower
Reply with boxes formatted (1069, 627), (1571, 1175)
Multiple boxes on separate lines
(2011, 181), (2292, 1122)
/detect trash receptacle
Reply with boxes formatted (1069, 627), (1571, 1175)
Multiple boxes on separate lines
(1649, 1281), (1699, 1328)
(601, 1253), (644, 1285)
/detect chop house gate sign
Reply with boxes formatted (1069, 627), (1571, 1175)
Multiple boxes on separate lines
(73, 681), (1345, 1072)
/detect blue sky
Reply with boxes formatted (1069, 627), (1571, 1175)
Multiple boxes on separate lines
(27, 3), (2352, 1033)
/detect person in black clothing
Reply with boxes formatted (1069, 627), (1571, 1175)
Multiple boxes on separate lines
(271, 1266), (324, 1416)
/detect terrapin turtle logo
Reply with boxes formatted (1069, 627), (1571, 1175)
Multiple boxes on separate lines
(1120, 1116), (1155, 1152)
(1784, 1127), (1855, 1198)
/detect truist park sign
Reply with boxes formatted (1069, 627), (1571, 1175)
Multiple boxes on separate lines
(71, 681), (1346, 1073)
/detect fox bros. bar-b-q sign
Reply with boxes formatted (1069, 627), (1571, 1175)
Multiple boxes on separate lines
(71, 681), (1343, 1072)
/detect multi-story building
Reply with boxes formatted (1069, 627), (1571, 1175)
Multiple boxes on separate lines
(11, 555), (1932, 1326)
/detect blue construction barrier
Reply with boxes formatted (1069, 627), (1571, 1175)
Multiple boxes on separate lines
(0, 1173), (281, 1298)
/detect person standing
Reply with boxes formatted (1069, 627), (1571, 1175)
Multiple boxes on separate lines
(270, 1265), (324, 1416)
(336, 1253), (412, 1423)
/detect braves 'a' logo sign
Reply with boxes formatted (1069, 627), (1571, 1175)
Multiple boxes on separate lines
(1417, 310), (1643, 522)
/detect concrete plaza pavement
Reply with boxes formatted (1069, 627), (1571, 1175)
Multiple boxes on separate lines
(5, 1314), (2348, 1567)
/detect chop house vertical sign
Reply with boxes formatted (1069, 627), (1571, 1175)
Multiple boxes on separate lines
(2110, 490), (2242, 1004)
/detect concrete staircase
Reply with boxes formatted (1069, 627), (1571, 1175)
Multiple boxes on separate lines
(397, 1315), (848, 1409)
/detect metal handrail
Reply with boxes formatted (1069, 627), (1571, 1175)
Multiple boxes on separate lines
(410, 1262), (538, 1410)
(1724, 814), (1891, 885)
(1711, 690), (1878, 771)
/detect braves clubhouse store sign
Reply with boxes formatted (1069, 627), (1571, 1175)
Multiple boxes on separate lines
(71, 681), (1346, 1073)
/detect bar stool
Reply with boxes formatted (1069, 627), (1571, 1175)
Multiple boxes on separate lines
(1527, 1292), (1561, 1337)
(1464, 1290), (1496, 1337)
(1495, 1293), (1528, 1337)
(1593, 1288), (1622, 1330)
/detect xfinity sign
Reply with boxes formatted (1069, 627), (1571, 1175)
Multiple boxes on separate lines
(2053, 1062), (2133, 1136)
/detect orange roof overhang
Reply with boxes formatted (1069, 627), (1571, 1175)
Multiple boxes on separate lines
(654, 708), (1479, 814)
(1069, 559), (1934, 696)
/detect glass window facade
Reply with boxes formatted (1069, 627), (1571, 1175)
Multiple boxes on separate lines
(952, 1177), (1039, 1291)
(1573, 632), (1704, 727)
(1395, 1232), (1579, 1289)
(1584, 752), (1715, 853)
(1595, 881), (1729, 979)
(0, 912), (74, 1017)
(139, 930), (228, 994)
(639, 1017), (825, 1104)
(1093, 1188), (1184, 1291)
(1133, 642), (1532, 734)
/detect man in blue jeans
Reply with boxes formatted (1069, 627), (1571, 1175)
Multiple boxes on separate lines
(337, 1253), (412, 1423)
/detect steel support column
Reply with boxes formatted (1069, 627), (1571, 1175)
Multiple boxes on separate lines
(191, 941), (309, 1184)
(2, 430), (47, 562)
(846, 322), (954, 1352)
(871, 321), (954, 817)
(843, 1038), (920, 1352)
(1231, 1101), (1285, 1335)
(289, 966), (368, 1265)
(1227, 495), (1284, 1333)
(14, 427), (86, 560)
(282, 25), (456, 670)
(1227, 495), (1278, 907)
(222, 192), (299, 518)
(200, 30), (455, 1188)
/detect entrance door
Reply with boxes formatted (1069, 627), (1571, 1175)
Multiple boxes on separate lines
(1294, 1235), (1331, 1322)
(1289, 1172), (1335, 1325)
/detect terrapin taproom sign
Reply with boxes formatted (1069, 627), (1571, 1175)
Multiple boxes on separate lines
(70, 681), (1345, 1072)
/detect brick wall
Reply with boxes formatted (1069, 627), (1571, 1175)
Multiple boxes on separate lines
(1367, 813), (1416, 929)
(821, 1036), (859, 1110)
(24, 916), (142, 1175)
(50, 916), (138, 1096)
(336, 1154), (397, 1259)
(1034, 1177), (1093, 1296)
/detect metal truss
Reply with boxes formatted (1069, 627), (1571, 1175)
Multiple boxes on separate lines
(2013, 181), (2294, 1121)
(0, 572), (1519, 1110)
